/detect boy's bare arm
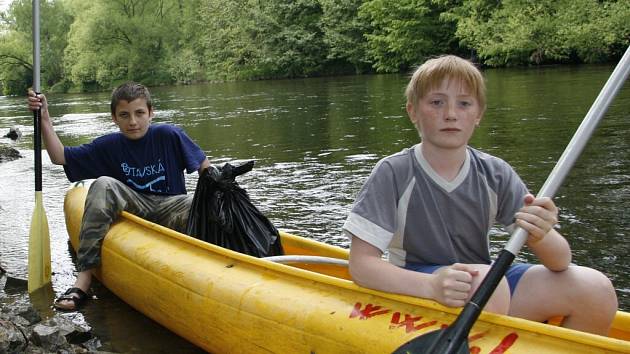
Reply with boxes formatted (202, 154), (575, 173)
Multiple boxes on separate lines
(518, 195), (572, 271)
(349, 236), (433, 298)
(28, 92), (65, 165)
(349, 235), (477, 308)
(198, 158), (211, 174)
(527, 228), (571, 271)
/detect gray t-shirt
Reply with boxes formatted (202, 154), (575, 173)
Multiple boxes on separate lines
(343, 144), (528, 267)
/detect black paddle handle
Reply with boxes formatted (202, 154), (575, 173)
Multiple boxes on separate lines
(427, 250), (516, 354)
(34, 107), (42, 192)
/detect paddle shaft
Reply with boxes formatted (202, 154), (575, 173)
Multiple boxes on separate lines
(33, 0), (41, 191)
(427, 45), (630, 354)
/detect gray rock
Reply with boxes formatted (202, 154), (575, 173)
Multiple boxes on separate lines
(21, 343), (48, 353)
(0, 145), (22, 163)
(0, 296), (106, 353)
(79, 337), (102, 352)
(15, 305), (41, 326)
(3, 127), (21, 141)
(31, 323), (70, 352)
(4, 277), (27, 294)
(45, 317), (76, 337)
(9, 314), (31, 329)
(0, 319), (28, 353)
(43, 317), (91, 345)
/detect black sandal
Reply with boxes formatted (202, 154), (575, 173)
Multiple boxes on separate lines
(54, 287), (89, 311)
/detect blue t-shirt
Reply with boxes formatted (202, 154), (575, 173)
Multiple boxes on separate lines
(63, 124), (206, 195)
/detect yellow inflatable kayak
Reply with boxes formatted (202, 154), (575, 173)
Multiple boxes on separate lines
(64, 184), (630, 353)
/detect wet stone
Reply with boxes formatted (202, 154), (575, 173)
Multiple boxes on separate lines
(3, 127), (22, 140)
(3, 277), (27, 296)
(80, 337), (102, 352)
(15, 305), (41, 326)
(31, 323), (70, 352)
(0, 319), (28, 353)
(0, 296), (104, 353)
(21, 343), (48, 354)
(0, 145), (22, 163)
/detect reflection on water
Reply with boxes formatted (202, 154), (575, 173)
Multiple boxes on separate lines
(0, 66), (628, 351)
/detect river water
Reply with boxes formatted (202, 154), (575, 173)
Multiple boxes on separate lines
(0, 66), (628, 352)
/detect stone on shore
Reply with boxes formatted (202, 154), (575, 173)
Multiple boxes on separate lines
(0, 319), (27, 353)
(0, 273), (115, 353)
(0, 145), (22, 163)
(4, 127), (22, 141)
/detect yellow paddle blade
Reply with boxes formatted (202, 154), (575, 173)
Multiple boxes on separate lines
(28, 191), (51, 293)
(28, 282), (55, 318)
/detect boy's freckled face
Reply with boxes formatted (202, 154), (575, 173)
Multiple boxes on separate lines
(408, 77), (482, 150)
(112, 98), (153, 140)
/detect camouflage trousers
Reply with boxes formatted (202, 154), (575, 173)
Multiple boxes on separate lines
(76, 176), (192, 272)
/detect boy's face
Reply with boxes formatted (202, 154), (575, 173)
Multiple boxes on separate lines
(112, 98), (154, 140)
(406, 77), (482, 151)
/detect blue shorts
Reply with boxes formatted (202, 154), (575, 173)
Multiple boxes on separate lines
(404, 262), (533, 296)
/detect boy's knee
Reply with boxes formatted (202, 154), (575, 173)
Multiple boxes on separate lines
(90, 176), (119, 192)
(579, 267), (616, 300)
(83, 176), (131, 220)
(562, 267), (617, 331)
(563, 266), (617, 312)
(472, 265), (510, 314)
(483, 277), (510, 314)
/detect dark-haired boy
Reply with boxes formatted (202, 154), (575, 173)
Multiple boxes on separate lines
(28, 82), (210, 310)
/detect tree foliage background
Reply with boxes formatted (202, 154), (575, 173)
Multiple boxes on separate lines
(0, 0), (628, 94)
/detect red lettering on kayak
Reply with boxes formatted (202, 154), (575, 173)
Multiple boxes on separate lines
(350, 302), (390, 320)
(489, 332), (518, 353)
(389, 312), (438, 333)
(347, 301), (517, 353)
(469, 331), (487, 342)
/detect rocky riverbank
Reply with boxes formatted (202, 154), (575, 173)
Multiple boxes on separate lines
(0, 271), (113, 354)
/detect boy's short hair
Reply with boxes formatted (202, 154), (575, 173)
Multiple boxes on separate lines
(110, 82), (152, 114)
(405, 55), (486, 113)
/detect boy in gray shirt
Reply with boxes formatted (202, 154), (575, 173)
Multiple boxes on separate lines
(343, 55), (617, 335)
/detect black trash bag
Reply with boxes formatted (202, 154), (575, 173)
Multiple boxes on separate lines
(186, 160), (283, 257)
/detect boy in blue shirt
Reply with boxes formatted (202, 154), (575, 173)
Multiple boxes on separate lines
(343, 55), (617, 335)
(28, 82), (210, 311)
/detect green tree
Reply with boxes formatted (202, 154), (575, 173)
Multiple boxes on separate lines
(560, 0), (630, 62)
(199, 0), (270, 81)
(1, 0), (628, 91)
(320, 0), (371, 74)
(0, 0), (71, 95)
(200, 0), (327, 80)
(257, 0), (327, 78)
(63, 0), (182, 90)
(359, 0), (456, 73)
(164, 0), (205, 84)
(443, 0), (630, 66)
